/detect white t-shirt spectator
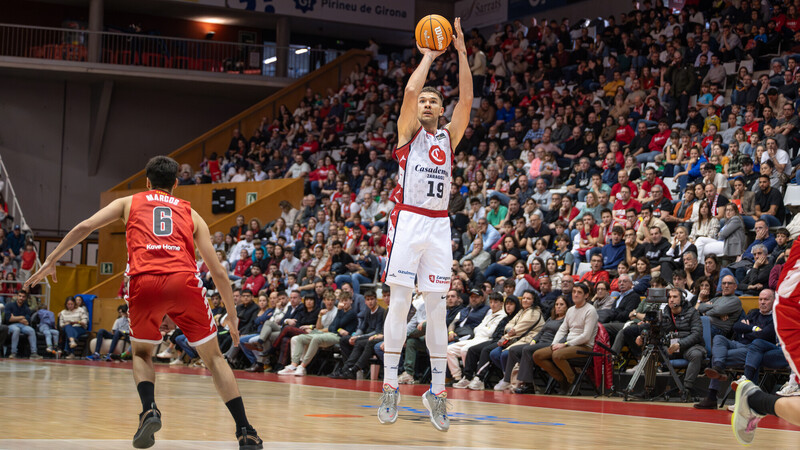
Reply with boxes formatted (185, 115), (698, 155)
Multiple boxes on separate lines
(280, 254), (302, 276)
(230, 172), (248, 183)
(360, 201), (379, 223)
(228, 240), (255, 266)
(762, 148), (792, 175)
(286, 161), (311, 178)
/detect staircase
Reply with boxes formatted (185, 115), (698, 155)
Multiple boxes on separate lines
(0, 150), (51, 308)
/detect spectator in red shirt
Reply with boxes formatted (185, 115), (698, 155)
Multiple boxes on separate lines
(18, 243), (36, 283)
(232, 248), (253, 280)
(610, 169), (639, 201)
(613, 185), (642, 223)
(639, 166), (673, 202)
(579, 253), (611, 285)
(646, 119), (671, 154)
(614, 115), (635, 145)
(243, 265), (267, 294)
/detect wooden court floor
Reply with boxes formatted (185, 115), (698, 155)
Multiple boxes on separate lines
(0, 360), (797, 449)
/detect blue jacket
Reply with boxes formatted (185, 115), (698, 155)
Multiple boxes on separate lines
(743, 234), (777, 261)
(732, 308), (776, 344)
(601, 241), (626, 271)
(452, 304), (489, 331)
(687, 156), (708, 178)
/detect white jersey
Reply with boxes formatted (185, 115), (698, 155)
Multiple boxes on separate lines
(389, 126), (453, 212)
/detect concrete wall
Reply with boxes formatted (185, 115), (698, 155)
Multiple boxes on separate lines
(0, 75), (255, 235)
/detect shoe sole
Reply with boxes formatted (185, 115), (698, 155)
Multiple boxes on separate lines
(132, 416), (161, 449)
(422, 395), (448, 432)
(239, 444), (263, 450)
(704, 368), (728, 381)
(731, 380), (755, 446)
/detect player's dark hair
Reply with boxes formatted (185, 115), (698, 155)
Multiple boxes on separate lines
(421, 86), (444, 105)
(145, 155), (179, 190)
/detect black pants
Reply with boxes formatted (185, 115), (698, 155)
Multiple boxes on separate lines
(466, 340), (498, 379)
(342, 337), (375, 371)
(602, 322), (626, 344)
(0, 324), (7, 357)
(508, 341), (551, 383)
(615, 324), (643, 357)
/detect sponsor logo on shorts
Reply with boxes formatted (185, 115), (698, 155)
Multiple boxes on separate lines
(429, 274), (450, 285)
(398, 269), (415, 276)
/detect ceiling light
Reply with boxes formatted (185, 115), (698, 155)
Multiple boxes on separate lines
(264, 57), (277, 64)
(295, 48), (309, 54)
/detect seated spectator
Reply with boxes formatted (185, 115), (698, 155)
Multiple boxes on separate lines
(599, 226), (626, 272)
(691, 201), (721, 260)
(696, 204), (746, 262)
(660, 226), (696, 281)
(735, 244), (774, 295)
(279, 290), (357, 376)
(752, 174), (786, 227)
(330, 290), (385, 379)
(484, 236), (522, 286)
(56, 295), (89, 359)
(5, 291), (42, 359)
(86, 304), (130, 361)
(726, 219), (777, 282)
(34, 302), (59, 356)
(634, 287), (706, 401)
(271, 293), (319, 368)
(334, 240), (378, 294)
(697, 274), (744, 339)
(532, 283), (598, 394)
(462, 296), (520, 390)
(450, 293), (507, 387)
(579, 253), (610, 285)
(695, 289), (776, 409)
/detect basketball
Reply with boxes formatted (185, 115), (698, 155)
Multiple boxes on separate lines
(415, 15), (453, 51)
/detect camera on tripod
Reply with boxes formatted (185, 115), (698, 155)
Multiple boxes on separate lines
(640, 288), (668, 346)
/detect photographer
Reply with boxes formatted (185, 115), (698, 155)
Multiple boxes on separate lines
(633, 288), (705, 401)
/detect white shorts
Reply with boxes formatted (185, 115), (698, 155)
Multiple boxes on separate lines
(383, 207), (452, 291)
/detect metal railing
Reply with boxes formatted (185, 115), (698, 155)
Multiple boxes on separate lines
(0, 153), (50, 309)
(0, 23), (342, 79)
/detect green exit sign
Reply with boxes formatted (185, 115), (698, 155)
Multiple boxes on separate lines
(100, 262), (114, 275)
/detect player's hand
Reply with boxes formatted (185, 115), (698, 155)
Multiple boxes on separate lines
(227, 317), (240, 346)
(416, 42), (445, 60)
(24, 260), (57, 290)
(452, 17), (466, 54)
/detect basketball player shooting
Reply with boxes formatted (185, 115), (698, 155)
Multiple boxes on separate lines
(24, 156), (262, 450)
(377, 17), (472, 432)
(731, 236), (800, 445)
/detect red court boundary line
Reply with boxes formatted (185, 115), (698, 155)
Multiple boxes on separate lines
(19, 359), (800, 432)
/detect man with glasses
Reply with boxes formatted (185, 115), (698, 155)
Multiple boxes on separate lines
(697, 275), (744, 339)
(735, 244), (774, 296)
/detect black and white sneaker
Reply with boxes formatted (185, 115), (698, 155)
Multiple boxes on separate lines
(236, 425), (263, 449)
(132, 403), (162, 449)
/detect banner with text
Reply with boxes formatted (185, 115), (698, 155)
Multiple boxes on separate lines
(507, 0), (568, 18)
(172, 0), (414, 30)
(455, 0), (509, 30)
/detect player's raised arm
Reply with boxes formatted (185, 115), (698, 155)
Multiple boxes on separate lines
(192, 209), (239, 345)
(24, 197), (129, 289)
(397, 43), (445, 145)
(446, 17), (472, 149)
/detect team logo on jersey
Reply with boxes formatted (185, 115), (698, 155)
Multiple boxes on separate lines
(429, 145), (446, 166)
(429, 274), (450, 285)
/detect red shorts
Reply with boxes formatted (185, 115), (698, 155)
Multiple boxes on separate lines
(775, 297), (800, 379)
(126, 272), (217, 346)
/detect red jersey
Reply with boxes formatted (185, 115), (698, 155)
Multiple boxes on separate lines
(126, 190), (197, 277)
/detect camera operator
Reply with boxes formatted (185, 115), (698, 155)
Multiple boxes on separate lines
(633, 287), (706, 402)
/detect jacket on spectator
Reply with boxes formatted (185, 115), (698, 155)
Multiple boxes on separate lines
(329, 308), (359, 335)
(236, 301), (260, 334)
(502, 306), (544, 348)
(659, 298), (703, 350)
(601, 241), (626, 270)
(697, 294), (743, 335)
(598, 290), (640, 323)
(733, 308), (776, 345)
(354, 306), (385, 338)
(718, 215), (746, 256)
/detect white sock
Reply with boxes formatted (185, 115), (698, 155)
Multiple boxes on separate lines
(383, 353), (401, 389)
(423, 291), (448, 395)
(383, 284), (414, 389)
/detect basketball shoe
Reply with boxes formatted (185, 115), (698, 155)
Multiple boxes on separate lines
(132, 403), (161, 449)
(731, 379), (765, 446)
(236, 425), (263, 449)
(377, 384), (400, 424)
(422, 389), (450, 432)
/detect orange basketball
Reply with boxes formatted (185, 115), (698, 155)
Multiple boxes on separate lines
(415, 15), (453, 51)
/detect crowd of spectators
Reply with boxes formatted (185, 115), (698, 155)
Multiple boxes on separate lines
(12, 0), (800, 404)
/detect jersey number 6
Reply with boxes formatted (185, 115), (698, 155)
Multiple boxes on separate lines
(153, 206), (173, 236)
(426, 181), (444, 198)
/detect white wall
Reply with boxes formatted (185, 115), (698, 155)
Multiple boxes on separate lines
(0, 75), (255, 235)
